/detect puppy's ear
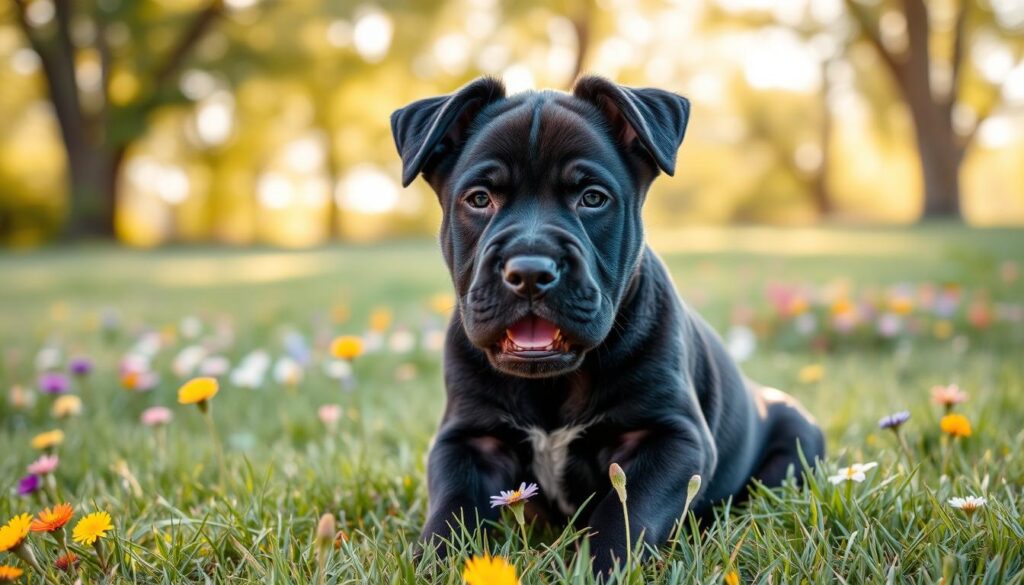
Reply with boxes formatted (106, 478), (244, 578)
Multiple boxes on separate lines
(391, 77), (507, 187)
(572, 75), (690, 176)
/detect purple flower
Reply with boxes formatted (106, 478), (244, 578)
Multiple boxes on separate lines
(489, 482), (540, 508)
(17, 473), (41, 496)
(69, 357), (93, 377)
(38, 372), (70, 395)
(879, 410), (911, 430)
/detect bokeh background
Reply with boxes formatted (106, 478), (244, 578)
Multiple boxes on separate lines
(1, 0), (1023, 247)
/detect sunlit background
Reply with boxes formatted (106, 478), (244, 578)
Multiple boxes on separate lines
(1, 0), (1022, 247)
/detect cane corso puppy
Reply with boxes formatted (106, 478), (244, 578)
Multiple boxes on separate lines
(390, 76), (825, 572)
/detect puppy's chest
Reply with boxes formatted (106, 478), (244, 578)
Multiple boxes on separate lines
(524, 424), (588, 515)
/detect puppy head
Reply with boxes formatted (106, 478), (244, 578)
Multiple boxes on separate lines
(391, 76), (689, 378)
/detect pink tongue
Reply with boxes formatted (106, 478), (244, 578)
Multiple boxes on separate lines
(507, 316), (558, 349)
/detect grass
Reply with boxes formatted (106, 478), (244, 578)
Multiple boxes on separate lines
(1, 224), (1022, 583)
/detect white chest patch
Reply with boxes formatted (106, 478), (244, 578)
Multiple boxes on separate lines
(526, 425), (586, 515)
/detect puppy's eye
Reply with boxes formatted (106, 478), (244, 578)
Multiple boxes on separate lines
(579, 189), (609, 209)
(465, 189), (493, 210)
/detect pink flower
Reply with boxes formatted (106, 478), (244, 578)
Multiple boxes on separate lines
(141, 406), (173, 427)
(27, 454), (59, 475)
(318, 404), (342, 427)
(931, 384), (968, 408)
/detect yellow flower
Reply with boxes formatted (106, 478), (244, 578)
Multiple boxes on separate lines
(178, 377), (219, 405)
(330, 336), (364, 361)
(429, 293), (455, 315)
(940, 414), (972, 438)
(31, 429), (64, 450)
(52, 394), (83, 418)
(368, 307), (393, 332)
(72, 511), (113, 545)
(797, 364), (825, 384)
(933, 320), (954, 339)
(724, 570), (740, 585)
(462, 555), (519, 585)
(0, 513), (32, 552)
(0, 565), (25, 581)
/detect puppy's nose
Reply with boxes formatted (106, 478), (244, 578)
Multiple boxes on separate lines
(503, 255), (560, 299)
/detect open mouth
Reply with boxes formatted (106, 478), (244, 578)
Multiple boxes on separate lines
(498, 315), (572, 357)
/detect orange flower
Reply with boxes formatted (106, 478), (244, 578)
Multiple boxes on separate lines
(31, 503), (74, 533)
(0, 565), (24, 581)
(0, 513), (32, 552)
(55, 552), (79, 573)
(940, 414), (972, 438)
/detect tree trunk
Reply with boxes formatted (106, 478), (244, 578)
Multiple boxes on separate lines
(63, 147), (125, 239)
(812, 58), (833, 216)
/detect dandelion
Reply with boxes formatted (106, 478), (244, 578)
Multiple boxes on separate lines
(26, 455), (58, 476)
(37, 372), (70, 395)
(51, 394), (82, 419)
(0, 565), (24, 582)
(368, 308), (392, 332)
(329, 336), (364, 361)
(178, 377), (219, 409)
(931, 384), (967, 411)
(73, 511), (112, 574)
(724, 570), (740, 585)
(462, 555), (519, 585)
(940, 414), (972, 438)
(30, 503), (73, 533)
(948, 496), (987, 516)
(797, 364), (825, 384)
(490, 482), (539, 548)
(609, 463), (632, 571)
(16, 475), (40, 497)
(828, 462), (878, 485)
(31, 430), (64, 451)
(140, 406), (173, 427)
(178, 378), (225, 487)
(0, 514), (49, 582)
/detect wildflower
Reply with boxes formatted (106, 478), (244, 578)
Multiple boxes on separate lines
(462, 555), (519, 585)
(51, 394), (83, 419)
(0, 514), (32, 552)
(948, 496), (987, 516)
(931, 384), (968, 409)
(26, 455), (58, 476)
(489, 482), (540, 509)
(178, 377), (219, 408)
(330, 336), (364, 361)
(8, 385), (35, 411)
(609, 463), (627, 502)
(31, 430), (64, 450)
(878, 411), (911, 430)
(273, 356), (303, 387)
(69, 357), (93, 377)
(30, 503), (73, 532)
(141, 406), (173, 426)
(828, 462), (878, 484)
(318, 404), (342, 428)
(37, 372), (70, 395)
(16, 475), (40, 497)
(940, 414), (972, 438)
(0, 565), (24, 581)
(797, 364), (825, 384)
(54, 552), (79, 572)
(368, 308), (392, 332)
(315, 513), (336, 585)
(724, 570), (740, 585)
(71, 512), (112, 545)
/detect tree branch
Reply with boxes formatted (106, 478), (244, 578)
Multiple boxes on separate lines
(153, 0), (225, 90)
(843, 0), (902, 79)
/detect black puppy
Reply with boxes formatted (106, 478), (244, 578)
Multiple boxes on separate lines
(390, 76), (825, 572)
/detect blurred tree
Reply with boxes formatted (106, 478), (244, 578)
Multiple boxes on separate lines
(9, 0), (224, 238)
(844, 0), (1023, 218)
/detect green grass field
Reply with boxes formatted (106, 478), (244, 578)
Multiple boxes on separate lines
(1, 225), (1023, 584)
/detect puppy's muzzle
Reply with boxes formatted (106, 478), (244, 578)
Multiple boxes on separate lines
(502, 255), (560, 301)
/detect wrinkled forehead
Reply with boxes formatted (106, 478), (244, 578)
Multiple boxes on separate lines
(451, 94), (630, 191)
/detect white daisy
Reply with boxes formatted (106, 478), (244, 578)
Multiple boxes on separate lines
(828, 461), (879, 484)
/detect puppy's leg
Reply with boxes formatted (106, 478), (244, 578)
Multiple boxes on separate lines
(586, 421), (717, 575)
(421, 431), (520, 557)
(751, 388), (825, 487)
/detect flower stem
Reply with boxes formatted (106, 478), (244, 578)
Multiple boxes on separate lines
(15, 542), (61, 585)
(203, 404), (226, 490)
(620, 499), (632, 576)
(94, 538), (109, 574)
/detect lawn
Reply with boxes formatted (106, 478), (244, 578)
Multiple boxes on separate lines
(1, 225), (1022, 584)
